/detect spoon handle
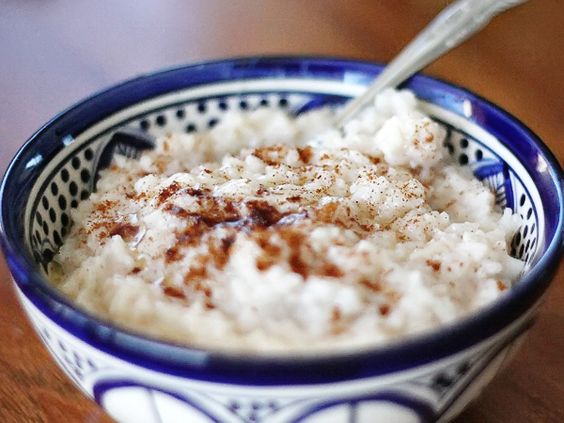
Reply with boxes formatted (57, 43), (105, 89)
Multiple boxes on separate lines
(334, 0), (527, 127)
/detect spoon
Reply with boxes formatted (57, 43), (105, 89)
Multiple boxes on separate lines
(334, 0), (528, 127)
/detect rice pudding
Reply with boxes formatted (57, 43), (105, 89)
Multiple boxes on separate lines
(50, 89), (523, 352)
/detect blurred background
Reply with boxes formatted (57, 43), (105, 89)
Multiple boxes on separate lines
(1, 0), (562, 174)
(0, 1), (562, 422)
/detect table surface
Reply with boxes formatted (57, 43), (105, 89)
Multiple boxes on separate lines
(0, 1), (562, 422)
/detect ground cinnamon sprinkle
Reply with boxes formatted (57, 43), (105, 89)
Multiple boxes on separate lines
(331, 307), (342, 322)
(254, 231), (282, 271)
(157, 181), (182, 205)
(360, 278), (382, 292)
(256, 186), (267, 196)
(255, 257), (273, 271)
(426, 259), (441, 272)
(176, 219), (210, 246)
(163, 286), (186, 300)
(189, 280), (215, 309)
(184, 264), (208, 283)
(252, 146), (284, 166)
(95, 199), (118, 214)
(256, 231), (282, 254)
(297, 146), (313, 164)
(208, 236), (235, 269)
(165, 246), (183, 263)
(186, 187), (206, 197)
(246, 200), (285, 227)
(278, 227), (309, 278)
(321, 263), (343, 278)
(164, 203), (190, 218)
(109, 222), (139, 241)
(368, 155), (381, 165)
(315, 202), (338, 224)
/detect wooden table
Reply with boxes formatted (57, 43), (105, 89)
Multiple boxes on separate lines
(0, 1), (562, 421)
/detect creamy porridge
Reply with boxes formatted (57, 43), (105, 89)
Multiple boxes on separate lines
(50, 89), (523, 352)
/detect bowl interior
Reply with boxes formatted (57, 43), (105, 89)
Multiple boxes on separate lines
(24, 83), (540, 276)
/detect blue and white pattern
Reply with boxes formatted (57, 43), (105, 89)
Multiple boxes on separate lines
(25, 89), (540, 274)
(19, 285), (535, 423)
(2, 58), (562, 423)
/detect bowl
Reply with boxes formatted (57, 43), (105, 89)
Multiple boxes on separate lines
(1, 57), (562, 423)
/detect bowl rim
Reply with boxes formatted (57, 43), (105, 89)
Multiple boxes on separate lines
(1, 55), (562, 385)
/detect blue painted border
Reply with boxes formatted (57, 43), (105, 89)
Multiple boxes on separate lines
(1, 56), (562, 386)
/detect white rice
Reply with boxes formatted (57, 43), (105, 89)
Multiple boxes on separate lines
(50, 88), (523, 353)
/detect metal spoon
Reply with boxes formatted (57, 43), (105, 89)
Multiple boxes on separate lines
(334, 0), (528, 127)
